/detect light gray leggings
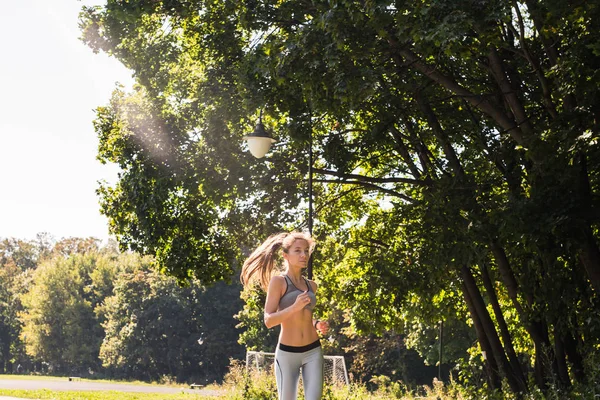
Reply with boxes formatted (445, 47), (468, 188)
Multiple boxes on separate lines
(275, 341), (323, 400)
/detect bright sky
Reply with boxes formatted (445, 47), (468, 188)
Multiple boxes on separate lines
(0, 1), (133, 241)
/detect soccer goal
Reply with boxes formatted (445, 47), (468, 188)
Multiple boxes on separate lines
(246, 350), (349, 385)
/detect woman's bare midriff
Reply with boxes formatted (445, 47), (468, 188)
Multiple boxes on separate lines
(279, 307), (319, 346)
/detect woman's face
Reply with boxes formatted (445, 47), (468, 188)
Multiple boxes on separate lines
(284, 239), (310, 269)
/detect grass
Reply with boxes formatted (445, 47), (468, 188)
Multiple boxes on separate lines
(0, 375), (193, 388)
(0, 375), (67, 381)
(0, 375), (225, 400)
(0, 389), (215, 399)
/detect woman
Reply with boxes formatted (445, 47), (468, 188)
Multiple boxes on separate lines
(241, 232), (329, 400)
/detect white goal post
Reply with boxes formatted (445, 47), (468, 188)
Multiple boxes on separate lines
(246, 350), (349, 386)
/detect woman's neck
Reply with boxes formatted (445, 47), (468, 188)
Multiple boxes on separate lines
(285, 267), (302, 281)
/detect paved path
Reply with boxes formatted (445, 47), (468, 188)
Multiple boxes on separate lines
(0, 377), (222, 396)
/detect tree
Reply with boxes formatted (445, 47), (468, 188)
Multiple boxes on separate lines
(98, 256), (243, 382)
(0, 263), (27, 373)
(51, 237), (101, 257)
(235, 285), (280, 352)
(0, 236), (54, 373)
(0, 237), (47, 271)
(20, 251), (119, 374)
(80, 0), (600, 393)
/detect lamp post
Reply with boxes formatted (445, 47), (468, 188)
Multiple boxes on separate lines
(243, 112), (314, 279)
(307, 118), (314, 280)
(438, 320), (444, 380)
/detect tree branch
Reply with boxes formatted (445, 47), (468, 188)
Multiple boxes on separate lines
(487, 47), (535, 137)
(414, 91), (465, 178)
(314, 168), (429, 186)
(387, 38), (541, 160)
(523, 0), (559, 67)
(388, 125), (423, 179)
(315, 179), (416, 203)
(401, 115), (445, 177)
(293, 187), (361, 231)
(508, 5), (558, 119)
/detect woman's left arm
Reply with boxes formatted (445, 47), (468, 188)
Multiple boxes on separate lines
(313, 319), (330, 335)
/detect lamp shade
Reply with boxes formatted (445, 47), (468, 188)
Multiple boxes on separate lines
(242, 121), (276, 158)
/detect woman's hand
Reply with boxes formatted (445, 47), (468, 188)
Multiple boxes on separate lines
(315, 320), (330, 335)
(292, 291), (311, 311)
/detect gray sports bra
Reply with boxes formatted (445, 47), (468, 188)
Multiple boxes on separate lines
(278, 275), (316, 311)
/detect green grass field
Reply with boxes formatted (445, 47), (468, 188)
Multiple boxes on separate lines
(0, 375), (224, 400)
(0, 389), (215, 400)
(0, 374), (189, 387)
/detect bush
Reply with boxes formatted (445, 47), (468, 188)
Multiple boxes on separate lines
(220, 357), (600, 400)
(222, 359), (421, 399)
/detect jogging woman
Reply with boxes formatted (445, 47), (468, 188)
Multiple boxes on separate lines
(241, 232), (329, 400)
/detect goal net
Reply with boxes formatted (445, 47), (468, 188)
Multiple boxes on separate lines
(246, 350), (349, 385)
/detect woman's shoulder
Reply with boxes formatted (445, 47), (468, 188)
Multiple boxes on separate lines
(268, 274), (286, 287)
(267, 275), (288, 297)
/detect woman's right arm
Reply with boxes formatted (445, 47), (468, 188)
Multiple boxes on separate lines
(263, 276), (308, 328)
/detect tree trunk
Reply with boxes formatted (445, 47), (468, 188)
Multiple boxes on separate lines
(579, 226), (600, 294)
(533, 340), (545, 391)
(487, 47), (535, 138)
(573, 151), (600, 293)
(490, 241), (533, 323)
(540, 319), (563, 391)
(489, 240), (558, 388)
(562, 332), (586, 383)
(553, 330), (571, 387)
(461, 265), (526, 393)
(480, 263), (527, 389)
(461, 280), (502, 390)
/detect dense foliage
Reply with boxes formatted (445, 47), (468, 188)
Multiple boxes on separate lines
(0, 235), (77, 373)
(98, 258), (244, 382)
(21, 251), (114, 373)
(80, 0), (600, 395)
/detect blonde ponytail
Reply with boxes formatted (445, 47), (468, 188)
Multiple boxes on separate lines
(241, 232), (315, 290)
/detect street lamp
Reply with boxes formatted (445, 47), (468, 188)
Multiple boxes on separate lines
(242, 112), (277, 159)
(243, 112), (315, 279)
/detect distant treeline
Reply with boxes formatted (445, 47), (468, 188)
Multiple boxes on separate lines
(0, 235), (243, 383)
